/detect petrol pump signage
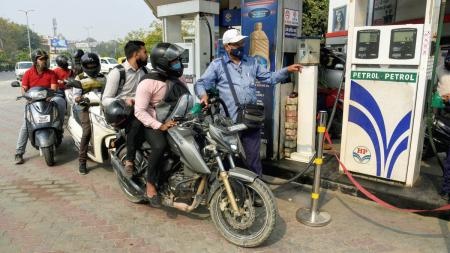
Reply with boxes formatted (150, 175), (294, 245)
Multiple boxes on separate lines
(343, 68), (418, 182)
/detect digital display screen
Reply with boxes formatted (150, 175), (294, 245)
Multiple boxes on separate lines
(358, 32), (379, 43)
(392, 30), (416, 43)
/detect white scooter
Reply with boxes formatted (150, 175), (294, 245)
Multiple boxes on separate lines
(65, 88), (116, 163)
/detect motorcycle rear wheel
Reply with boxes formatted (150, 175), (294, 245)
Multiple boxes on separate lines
(42, 146), (54, 166)
(114, 148), (145, 204)
(209, 178), (277, 247)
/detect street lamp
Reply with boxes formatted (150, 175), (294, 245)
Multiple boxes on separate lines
(18, 9), (34, 60)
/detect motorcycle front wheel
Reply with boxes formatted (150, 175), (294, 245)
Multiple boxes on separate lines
(42, 146), (55, 166)
(209, 178), (277, 248)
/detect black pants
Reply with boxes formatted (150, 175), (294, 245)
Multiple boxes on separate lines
(143, 128), (167, 184)
(79, 109), (91, 164)
(125, 116), (145, 162)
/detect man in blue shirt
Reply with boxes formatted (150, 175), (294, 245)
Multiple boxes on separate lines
(194, 29), (303, 176)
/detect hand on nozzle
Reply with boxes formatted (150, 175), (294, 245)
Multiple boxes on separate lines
(159, 120), (177, 131)
(200, 94), (209, 107)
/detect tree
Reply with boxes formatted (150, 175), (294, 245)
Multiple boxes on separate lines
(302, 0), (329, 37)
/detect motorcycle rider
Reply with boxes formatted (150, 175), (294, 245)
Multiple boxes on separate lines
(53, 54), (73, 91)
(71, 53), (105, 174)
(102, 40), (148, 178)
(14, 49), (66, 164)
(134, 42), (189, 207)
(437, 49), (450, 202)
(72, 49), (85, 76)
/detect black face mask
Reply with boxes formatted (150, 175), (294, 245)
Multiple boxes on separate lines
(230, 47), (244, 60)
(136, 57), (147, 68)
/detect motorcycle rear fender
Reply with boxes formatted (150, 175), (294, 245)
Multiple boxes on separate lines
(34, 129), (56, 148)
(207, 167), (257, 204)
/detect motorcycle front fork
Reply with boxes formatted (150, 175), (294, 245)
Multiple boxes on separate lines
(215, 153), (241, 215)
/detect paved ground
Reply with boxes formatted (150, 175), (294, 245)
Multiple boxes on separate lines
(0, 73), (449, 253)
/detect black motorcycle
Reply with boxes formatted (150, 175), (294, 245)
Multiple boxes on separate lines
(423, 113), (450, 160)
(109, 93), (278, 248)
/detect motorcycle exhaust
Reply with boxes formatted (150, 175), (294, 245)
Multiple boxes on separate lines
(163, 176), (207, 212)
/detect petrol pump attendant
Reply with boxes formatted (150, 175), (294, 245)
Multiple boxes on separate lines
(437, 50), (450, 202)
(194, 29), (303, 176)
(14, 49), (66, 164)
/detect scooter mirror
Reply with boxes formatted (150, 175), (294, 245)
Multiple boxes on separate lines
(10, 81), (20, 87)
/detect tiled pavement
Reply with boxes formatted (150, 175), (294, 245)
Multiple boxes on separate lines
(0, 80), (449, 253)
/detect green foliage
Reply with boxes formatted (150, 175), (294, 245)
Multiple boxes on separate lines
(302, 0), (329, 37)
(0, 17), (43, 69)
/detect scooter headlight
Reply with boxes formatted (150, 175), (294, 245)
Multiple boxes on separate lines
(28, 89), (48, 100)
(93, 114), (114, 130)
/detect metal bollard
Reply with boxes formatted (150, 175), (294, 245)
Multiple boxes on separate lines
(296, 111), (331, 227)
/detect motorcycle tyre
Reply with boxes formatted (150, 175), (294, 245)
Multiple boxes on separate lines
(209, 178), (277, 248)
(115, 148), (145, 204)
(42, 146), (55, 166)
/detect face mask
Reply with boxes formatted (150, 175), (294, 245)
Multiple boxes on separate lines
(171, 61), (182, 70)
(230, 47), (244, 60)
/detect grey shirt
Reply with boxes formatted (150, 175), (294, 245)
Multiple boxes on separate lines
(102, 61), (148, 107)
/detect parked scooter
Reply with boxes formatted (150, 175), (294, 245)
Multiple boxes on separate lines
(65, 83), (116, 164)
(17, 87), (64, 166)
(109, 92), (278, 248)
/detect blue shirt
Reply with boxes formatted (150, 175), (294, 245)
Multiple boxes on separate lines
(194, 53), (289, 121)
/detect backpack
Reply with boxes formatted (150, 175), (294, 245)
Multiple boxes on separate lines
(114, 64), (148, 95)
(140, 71), (190, 122)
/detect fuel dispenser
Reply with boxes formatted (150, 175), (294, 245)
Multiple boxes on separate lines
(341, 0), (439, 186)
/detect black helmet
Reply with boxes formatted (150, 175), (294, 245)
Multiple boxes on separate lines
(81, 53), (101, 78)
(150, 42), (185, 77)
(103, 99), (131, 128)
(55, 55), (69, 69)
(73, 49), (84, 61)
(31, 49), (49, 65)
(445, 50), (450, 71)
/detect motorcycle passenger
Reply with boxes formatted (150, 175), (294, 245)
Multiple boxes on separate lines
(134, 42), (189, 207)
(194, 29), (303, 176)
(14, 49), (66, 164)
(53, 54), (73, 91)
(72, 49), (85, 76)
(437, 49), (450, 202)
(71, 53), (105, 175)
(102, 40), (148, 178)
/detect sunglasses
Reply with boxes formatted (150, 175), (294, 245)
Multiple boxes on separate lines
(37, 57), (48, 61)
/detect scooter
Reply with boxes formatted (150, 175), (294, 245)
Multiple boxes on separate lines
(17, 87), (64, 166)
(110, 92), (278, 248)
(65, 87), (116, 164)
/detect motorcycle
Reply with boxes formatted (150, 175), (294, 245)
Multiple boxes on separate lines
(422, 113), (450, 160)
(17, 87), (64, 166)
(110, 92), (278, 247)
(65, 84), (116, 164)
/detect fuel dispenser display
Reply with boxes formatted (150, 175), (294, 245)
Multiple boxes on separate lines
(389, 28), (418, 60)
(355, 30), (380, 59)
(341, 24), (426, 186)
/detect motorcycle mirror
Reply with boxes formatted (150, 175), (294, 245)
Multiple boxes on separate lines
(11, 81), (20, 87)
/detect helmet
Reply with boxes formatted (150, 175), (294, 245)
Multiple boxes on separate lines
(55, 55), (69, 69)
(150, 42), (185, 77)
(445, 50), (450, 71)
(103, 99), (131, 128)
(31, 49), (48, 65)
(73, 49), (84, 61)
(81, 53), (101, 78)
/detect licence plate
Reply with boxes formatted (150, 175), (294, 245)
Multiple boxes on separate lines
(37, 115), (51, 124)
